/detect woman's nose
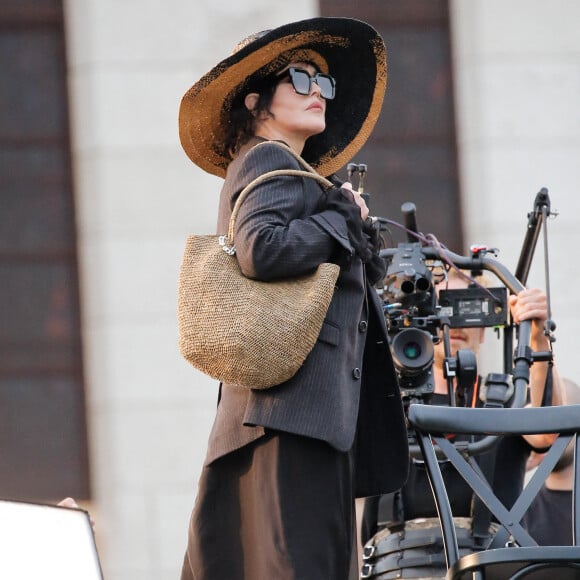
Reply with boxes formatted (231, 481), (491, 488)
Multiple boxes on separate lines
(310, 79), (322, 97)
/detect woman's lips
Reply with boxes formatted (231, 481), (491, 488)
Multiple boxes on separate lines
(307, 101), (324, 111)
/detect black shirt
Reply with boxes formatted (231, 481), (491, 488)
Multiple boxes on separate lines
(522, 487), (572, 546)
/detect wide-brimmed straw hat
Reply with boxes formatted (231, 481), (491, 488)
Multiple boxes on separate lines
(179, 17), (387, 178)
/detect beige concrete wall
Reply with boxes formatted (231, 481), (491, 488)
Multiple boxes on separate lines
(450, 0), (580, 380)
(63, 0), (580, 578)
(63, 1), (317, 579)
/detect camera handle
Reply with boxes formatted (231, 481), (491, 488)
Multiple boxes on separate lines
(515, 188), (551, 286)
(505, 189), (557, 375)
(346, 163), (369, 204)
(440, 319), (455, 407)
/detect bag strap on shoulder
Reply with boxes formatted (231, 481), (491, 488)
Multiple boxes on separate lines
(253, 140), (321, 173)
(226, 142), (334, 246)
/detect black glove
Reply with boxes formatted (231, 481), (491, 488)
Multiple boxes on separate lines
(323, 186), (367, 263)
(362, 218), (387, 285)
(322, 186), (386, 283)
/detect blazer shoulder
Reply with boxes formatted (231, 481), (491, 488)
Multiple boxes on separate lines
(224, 141), (304, 199)
(241, 141), (302, 176)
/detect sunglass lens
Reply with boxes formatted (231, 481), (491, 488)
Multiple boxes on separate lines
(316, 75), (335, 100)
(290, 69), (311, 95)
(287, 68), (336, 99)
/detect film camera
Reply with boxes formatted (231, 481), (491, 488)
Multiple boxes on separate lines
(380, 235), (508, 404)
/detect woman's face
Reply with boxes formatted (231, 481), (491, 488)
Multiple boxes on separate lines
(253, 62), (328, 144)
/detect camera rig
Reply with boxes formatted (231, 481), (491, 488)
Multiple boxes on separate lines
(355, 160), (559, 578)
(375, 191), (556, 415)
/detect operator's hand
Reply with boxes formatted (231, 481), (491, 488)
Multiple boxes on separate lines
(508, 288), (550, 347)
(58, 496), (80, 509)
(58, 497), (96, 529)
(341, 182), (369, 221)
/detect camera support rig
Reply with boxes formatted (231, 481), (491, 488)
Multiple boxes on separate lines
(361, 190), (559, 580)
(377, 191), (556, 426)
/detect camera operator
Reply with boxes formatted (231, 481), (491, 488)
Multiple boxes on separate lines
(360, 268), (564, 579)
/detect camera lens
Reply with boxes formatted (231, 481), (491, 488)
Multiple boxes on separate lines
(402, 341), (421, 360)
(391, 328), (434, 374)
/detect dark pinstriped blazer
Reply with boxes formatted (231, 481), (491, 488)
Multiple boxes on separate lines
(203, 138), (409, 497)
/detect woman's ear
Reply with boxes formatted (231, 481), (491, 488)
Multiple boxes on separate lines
(244, 93), (259, 114)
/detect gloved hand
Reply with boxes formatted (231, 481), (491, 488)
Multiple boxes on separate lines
(323, 186), (367, 261)
(362, 218), (386, 285)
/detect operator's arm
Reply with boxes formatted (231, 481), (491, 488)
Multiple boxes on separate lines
(509, 288), (564, 448)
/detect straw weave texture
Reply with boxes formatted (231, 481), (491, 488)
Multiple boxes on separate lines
(178, 241), (339, 389)
(178, 164), (340, 389)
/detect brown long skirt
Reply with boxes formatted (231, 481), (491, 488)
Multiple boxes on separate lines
(180, 430), (358, 580)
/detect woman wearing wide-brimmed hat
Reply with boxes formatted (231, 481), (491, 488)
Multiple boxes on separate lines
(178, 17), (409, 580)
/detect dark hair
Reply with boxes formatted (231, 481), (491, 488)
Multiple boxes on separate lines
(223, 74), (278, 158)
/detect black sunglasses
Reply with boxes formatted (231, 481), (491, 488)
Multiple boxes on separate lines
(279, 67), (336, 100)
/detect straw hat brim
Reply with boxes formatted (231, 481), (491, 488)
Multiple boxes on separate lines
(179, 17), (387, 178)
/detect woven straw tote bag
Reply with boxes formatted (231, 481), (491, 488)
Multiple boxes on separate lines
(178, 143), (340, 389)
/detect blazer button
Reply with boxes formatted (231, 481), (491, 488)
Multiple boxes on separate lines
(359, 321), (368, 333)
(352, 368), (361, 380)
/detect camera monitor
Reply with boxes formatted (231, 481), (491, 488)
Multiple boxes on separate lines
(438, 287), (508, 328)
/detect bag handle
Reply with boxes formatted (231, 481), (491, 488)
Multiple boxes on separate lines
(225, 142), (334, 248)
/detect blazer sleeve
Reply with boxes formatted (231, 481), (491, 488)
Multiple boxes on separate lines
(231, 142), (355, 281)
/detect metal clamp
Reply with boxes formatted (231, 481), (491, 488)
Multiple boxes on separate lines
(218, 235), (236, 255)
